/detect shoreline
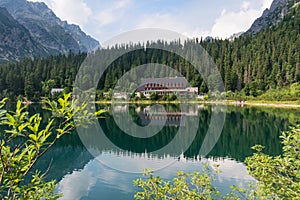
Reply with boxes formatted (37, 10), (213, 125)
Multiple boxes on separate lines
(20, 98), (300, 108)
(94, 100), (300, 108)
(240, 101), (300, 108)
(210, 101), (300, 108)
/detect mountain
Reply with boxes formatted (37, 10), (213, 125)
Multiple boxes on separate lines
(0, 0), (99, 62)
(228, 32), (244, 41)
(0, 7), (47, 63)
(61, 22), (99, 52)
(0, 3), (299, 99)
(246, 0), (298, 35)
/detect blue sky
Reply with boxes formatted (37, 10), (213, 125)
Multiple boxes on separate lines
(29, 0), (273, 43)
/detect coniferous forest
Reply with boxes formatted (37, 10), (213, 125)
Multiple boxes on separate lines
(0, 5), (299, 101)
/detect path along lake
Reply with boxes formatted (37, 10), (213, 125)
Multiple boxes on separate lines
(26, 104), (299, 200)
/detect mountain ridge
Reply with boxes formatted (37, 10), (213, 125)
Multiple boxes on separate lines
(0, 0), (99, 63)
(0, 7), (47, 63)
(0, 2), (299, 99)
(246, 0), (298, 34)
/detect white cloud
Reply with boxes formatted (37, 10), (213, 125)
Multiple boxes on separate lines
(96, 10), (116, 27)
(57, 162), (97, 200)
(210, 0), (274, 39)
(57, 154), (254, 199)
(241, 1), (251, 11)
(262, 0), (273, 10)
(126, 0), (274, 40)
(29, 0), (92, 25)
(49, 0), (92, 25)
(210, 4), (260, 38)
(115, 0), (132, 9)
(136, 13), (182, 32)
(135, 13), (209, 39)
(27, 0), (275, 42)
(93, 0), (133, 30)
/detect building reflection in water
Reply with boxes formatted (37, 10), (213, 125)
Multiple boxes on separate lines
(112, 104), (203, 127)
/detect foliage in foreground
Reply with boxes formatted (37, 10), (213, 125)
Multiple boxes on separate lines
(245, 125), (300, 199)
(134, 165), (220, 200)
(134, 125), (300, 200)
(0, 93), (100, 199)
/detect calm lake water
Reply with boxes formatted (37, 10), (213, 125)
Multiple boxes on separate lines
(28, 104), (299, 200)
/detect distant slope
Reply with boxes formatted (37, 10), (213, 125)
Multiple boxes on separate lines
(62, 22), (99, 52)
(201, 3), (300, 93)
(0, 7), (46, 63)
(246, 0), (298, 35)
(0, 0), (99, 62)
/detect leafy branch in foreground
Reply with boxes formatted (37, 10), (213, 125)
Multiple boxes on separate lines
(134, 125), (300, 200)
(244, 125), (300, 199)
(0, 93), (104, 199)
(134, 164), (220, 200)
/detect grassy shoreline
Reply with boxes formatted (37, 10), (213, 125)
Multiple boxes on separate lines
(94, 99), (300, 108)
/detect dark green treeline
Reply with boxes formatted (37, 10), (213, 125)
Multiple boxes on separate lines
(0, 5), (299, 100)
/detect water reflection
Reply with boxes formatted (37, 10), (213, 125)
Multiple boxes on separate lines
(77, 103), (227, 173)
(30, 104), (299, 199)
(56, 155), (254, 200)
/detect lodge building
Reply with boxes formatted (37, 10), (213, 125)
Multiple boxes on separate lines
(137, 77), (198, 97)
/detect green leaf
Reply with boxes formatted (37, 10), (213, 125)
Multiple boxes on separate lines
(95, 109), (107, 118)
(28, 134), (37, 142)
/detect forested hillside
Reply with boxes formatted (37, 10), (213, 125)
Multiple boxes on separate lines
(0, 52), (86, 99)
(202, 4), (299, 95)
(0, 4), (299, 100)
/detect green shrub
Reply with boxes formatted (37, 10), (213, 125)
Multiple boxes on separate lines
(134, 125), (300, 199)
(0, 93), (102, 199)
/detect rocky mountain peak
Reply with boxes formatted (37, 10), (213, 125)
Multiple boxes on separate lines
(0, 7), (46, 63)
(0, 0), (99, 62)
(246, 0), (297, 35)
